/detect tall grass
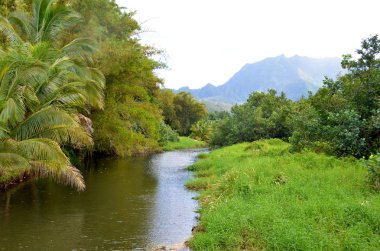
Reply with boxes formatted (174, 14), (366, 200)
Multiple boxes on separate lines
(187, 139), (380, 250)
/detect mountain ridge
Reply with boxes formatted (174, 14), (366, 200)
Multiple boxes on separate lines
(177, 55), (343, 108)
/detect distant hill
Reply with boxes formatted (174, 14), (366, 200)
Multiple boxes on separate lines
(177, 55), (343, 109)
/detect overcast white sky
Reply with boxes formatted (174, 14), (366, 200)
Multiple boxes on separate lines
(116, 0), (379, 89)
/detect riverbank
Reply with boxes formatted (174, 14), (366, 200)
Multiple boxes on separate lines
(162, 137), (207, 151)
(186, 139), (380, 250)
(0, 173), (29, 192)
(0, 137), (206, 192)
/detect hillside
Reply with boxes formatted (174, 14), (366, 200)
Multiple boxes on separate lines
(178, 55), (342, 106)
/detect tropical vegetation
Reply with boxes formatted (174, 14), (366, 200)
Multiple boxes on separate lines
(0, 0), (207, 190)
(159, 90), (207, 136)
(1, 1), (379, 250)
(0, 0), (105, 190)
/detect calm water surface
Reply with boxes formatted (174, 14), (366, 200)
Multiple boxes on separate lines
(0, 149), (206, 250)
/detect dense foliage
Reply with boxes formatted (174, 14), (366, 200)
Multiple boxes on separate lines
(0, 0), (105, 190)
(0, 0), (206, 189)
(189, 111), (229, 142)
(67, 0), (206, 156)
(158, 90), (207, 136)
(158, 122), (179, 146)
(211, 90), (292, 146)
(291, 35), (380, 158)
(61, 0), (163, 156)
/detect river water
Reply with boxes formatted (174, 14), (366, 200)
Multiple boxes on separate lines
(0, 149), (206, 250)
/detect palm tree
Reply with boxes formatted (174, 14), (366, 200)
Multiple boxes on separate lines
(7, 0), (81, 44)
(0, 0), (105, 112)
(0, 0), (105, 191)
(0, 44), (92, 191)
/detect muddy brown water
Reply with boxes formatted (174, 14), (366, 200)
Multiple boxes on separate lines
(0, 149), (207, 250)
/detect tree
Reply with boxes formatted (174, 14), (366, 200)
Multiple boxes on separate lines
(0, 42), (91, 190)
(292, 35), (380, 157)
(190, 120), (213, 142)
(65, 0), (166, 156)
(157, 89), (176, 126)
(211, 90), (293, 146)
(288, 99), (323, 152)
(172, 92), (207, 135)
(0, 0), (104, 190)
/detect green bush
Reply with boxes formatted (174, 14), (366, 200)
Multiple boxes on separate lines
(364, 153), (380, 191)
(210, 90), (293, 147)
(190, 120), (213, 142)
(159, 123), (179, 146)
(325, 110), (367, 157)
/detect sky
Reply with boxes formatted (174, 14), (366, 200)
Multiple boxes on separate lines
(116, 0), (380, 89)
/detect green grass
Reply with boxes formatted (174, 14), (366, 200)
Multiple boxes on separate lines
(162, 137), (207, 151)
(187, 139), (380, 250)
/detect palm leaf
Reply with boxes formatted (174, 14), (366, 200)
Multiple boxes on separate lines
(61, 38), (97, 60)
(0, 152), (30, 176)
(39, 6), (81, 43)
(13, 106), (92, 147)
(0, 138), (85, 191)
(0, 16), (22, 47)
(8, 11), (33, 41)
(18, 138), (85, 191)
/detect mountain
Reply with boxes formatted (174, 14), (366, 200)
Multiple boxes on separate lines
(178, 55), (343, 107)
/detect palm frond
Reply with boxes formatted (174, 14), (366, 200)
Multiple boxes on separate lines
(30, 161), (85, 191)
(0, 138), (85, 191)
(13, 106), (92, 147)
(0, 121), (10, 139)
(81, 79), (105, 109)
(89, 68), (106, 89)
(61, 38), (97, 60)
(8, 11), (33, 41)
(0, 16), (23, 47)
(31, 42), (57, 63)
(0, 152), (30, 176)
(59, 80), (104, 109)
(38, 6), (81, 43)
(33, 0), (55, 35)
(0, 96), (26, 127)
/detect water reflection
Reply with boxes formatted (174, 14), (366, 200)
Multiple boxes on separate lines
(0, 149), (205, 250)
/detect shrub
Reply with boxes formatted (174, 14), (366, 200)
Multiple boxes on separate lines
(364, 153), (380, 191)
(158, 123), (179, 146)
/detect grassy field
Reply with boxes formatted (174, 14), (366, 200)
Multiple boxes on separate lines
(162, 137), (207, 151)
(186, 139), (380, 250)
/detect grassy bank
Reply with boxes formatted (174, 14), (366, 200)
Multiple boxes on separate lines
(186, 139), (380, 250)
(162, 137), (207, 151)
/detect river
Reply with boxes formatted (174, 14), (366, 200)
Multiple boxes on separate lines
(0, 149), (206, 250)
